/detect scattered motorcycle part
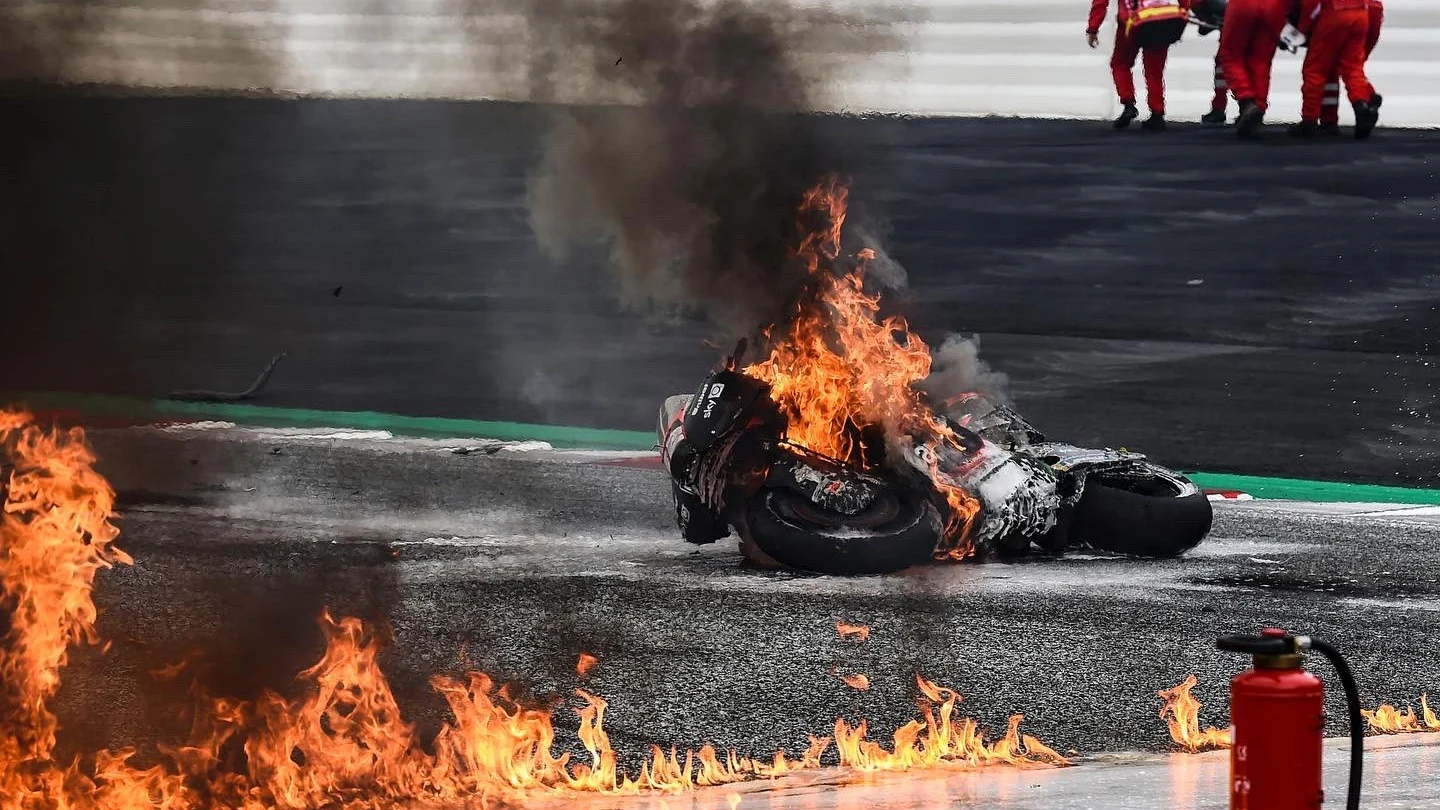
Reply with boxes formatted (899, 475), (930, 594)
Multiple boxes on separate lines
(169, 350), (287, 402)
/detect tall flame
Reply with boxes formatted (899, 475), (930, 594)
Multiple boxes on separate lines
(1, 408), (132, 805)
(0, 408), (1067, 810)
(742, 176), (984, 554)
(1157, 675), (1233, 753)
(744, 179), (933, 464)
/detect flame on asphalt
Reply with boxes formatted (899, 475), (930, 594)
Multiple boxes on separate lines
(1363, 695), (1440, 734)
(1158, 675), (1233, 752)
(577, 652), (600, 678)
(0, 408), (1069, 810)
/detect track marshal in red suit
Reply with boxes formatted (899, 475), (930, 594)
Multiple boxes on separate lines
(1299, 0), (1382, 137)
(1216, 0), (1294, 137)
(1087, 0), (1190, 131)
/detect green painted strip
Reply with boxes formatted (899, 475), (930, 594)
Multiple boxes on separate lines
(7, 390), (1440, 505)
(3, 390), (657, 451)
(1184, 472), (1440, 507)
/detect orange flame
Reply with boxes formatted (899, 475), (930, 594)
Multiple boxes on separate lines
(1363, 695), (1440, 734)
(742, 176), (984, 555)
(0, 408), (132, 805)
(0, 409), (1068, 810)
(830, 676), (1068, 771)
(577, 652), (599, 678)
(836, 621), (870, 642)
(1158, 675), (1233, 752)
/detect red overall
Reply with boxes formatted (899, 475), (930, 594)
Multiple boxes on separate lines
(1217, 0), (1294, 110)
(1211, 54), (1229, 111)
(1089, 0), (1188, 114)
(1298, 0), (1374, 123)
(1319, 0), (1381, 125)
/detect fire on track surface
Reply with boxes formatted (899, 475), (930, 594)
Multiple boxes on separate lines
(554, 737), (1440, 809)
(36, 423), (1439, 776)
(526, 736), (1440, 810)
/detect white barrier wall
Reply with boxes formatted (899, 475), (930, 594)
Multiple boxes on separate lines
(4, 0), (1439, 127)
(831, 0), (1440, 127)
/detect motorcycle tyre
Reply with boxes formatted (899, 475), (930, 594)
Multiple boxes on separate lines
(1069, 477), (1212, 558)
(742, 487), (942, 575)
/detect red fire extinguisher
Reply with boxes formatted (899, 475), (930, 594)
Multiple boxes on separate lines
(1217, 629), (1364, 810)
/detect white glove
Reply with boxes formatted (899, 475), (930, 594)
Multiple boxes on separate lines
(1278, 23), (1307, 53)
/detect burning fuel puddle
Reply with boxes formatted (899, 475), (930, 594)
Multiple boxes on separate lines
(513, 735), (1440, 810)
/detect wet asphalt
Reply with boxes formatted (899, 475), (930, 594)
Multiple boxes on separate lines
(4, 91), (1437, 790)
(2, 95), (1438, 487)
(46, 428), (1440, 772)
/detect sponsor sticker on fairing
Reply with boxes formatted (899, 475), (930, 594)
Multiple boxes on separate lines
(701, 383), (725, 419)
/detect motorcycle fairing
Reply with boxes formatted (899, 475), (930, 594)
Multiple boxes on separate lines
(683, 370), (771, 452)
(1028, 441), (1200, 500)
(906, 432), (1061, 555)
(941, 394), (1045, 449)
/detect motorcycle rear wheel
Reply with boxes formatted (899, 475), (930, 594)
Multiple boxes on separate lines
(1068, 469), (1212, 558)
(741, 486), (942, 575)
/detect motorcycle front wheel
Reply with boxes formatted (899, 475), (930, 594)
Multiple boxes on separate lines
(740, 486), (942, 575)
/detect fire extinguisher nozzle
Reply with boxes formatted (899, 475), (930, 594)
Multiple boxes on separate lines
(1215, 633), (1293, 655)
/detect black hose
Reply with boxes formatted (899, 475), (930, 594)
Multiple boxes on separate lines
(1311, 639), (1363, 810)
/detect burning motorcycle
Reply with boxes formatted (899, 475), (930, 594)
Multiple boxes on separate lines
(657, 345), (1213, 575)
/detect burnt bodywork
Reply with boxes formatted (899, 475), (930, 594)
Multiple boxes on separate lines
(660, 370), (891, 548)
(659, 368), (1211, 570)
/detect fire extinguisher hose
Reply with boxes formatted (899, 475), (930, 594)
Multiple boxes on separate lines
(1310, 638), (1363, 810)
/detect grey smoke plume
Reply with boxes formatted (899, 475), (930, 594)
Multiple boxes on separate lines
(920, 334), (1011, 405)
(0, 0), (283, 89)
(0, 0), (92, 83)
(508, 0), (906, 336)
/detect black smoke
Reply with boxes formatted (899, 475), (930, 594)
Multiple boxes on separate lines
(500, 0), (907, 336)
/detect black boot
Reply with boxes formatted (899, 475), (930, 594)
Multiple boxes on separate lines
(1288, 120), (1318, 138)
(1354, 97), (1380, 139)
(1114, 102), (1139, 129)
(1235, 99), (1264, 138)
(1141, 113), (1167, 131)
(1318, 123), (1342, 136)
(1201, 108), (1227, 126)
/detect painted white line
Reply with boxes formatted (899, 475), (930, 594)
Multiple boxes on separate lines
(1353, 506), (1440, 517)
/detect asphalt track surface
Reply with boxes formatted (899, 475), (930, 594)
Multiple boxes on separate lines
(2, 95), (1438, 488)
(49, 426), (1440, 787)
